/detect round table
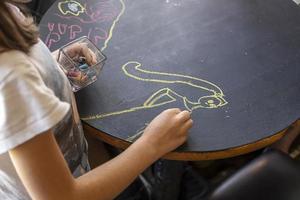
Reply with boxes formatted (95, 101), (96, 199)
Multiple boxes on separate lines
(39, 0), (300, 160)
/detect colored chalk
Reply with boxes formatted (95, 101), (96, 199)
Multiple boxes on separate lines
(79, 63), (89, 71)
(69, 75), (82, 82)
(67, 70), (81, 77)
(80, 74), (88, 82)
(87, 70), (96, 78)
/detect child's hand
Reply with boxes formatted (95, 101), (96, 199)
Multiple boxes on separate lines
(137, 108), (193, 159)
(51, 43), (97, 66)
(66, 42), (97, 66)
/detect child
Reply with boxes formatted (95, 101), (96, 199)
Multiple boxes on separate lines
(0, 0), (193, 199)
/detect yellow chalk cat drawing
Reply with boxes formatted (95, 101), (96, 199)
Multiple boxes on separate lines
(82, 61), (227, 120)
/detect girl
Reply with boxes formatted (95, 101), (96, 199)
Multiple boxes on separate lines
(0, 0), (193, 199)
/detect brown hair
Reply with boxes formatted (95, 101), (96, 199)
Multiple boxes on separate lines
(0, 0), (39, 54)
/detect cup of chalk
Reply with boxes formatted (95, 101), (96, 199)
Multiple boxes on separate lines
(57, 36), (106, 92)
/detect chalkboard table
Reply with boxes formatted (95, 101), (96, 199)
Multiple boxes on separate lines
(39, 0), (300, 160)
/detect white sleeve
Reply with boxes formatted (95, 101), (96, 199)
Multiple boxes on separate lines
(0, 61), (70, 154)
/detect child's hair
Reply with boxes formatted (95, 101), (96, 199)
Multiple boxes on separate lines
(0, 0), (39, 54)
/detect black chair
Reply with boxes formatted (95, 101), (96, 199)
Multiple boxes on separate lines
(209, 150), (300, 200)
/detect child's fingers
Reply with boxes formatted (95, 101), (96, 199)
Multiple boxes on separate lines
(177, 135), (188, 146)
(65, 43), (81, 58)
(168, 108), (181, 114)
(176, 110), (191, 122)
(180, 119), (193, 134)
(83, 48), (97, 65)
(66, 43), (97, 65)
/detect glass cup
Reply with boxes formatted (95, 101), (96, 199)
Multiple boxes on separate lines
(57, 36), (106, 92)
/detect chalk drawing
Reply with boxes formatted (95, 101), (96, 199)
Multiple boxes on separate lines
(58, 0), (85, 16)
(82, 61), (227, 120)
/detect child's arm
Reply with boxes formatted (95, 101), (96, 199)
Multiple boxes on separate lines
(9, 109), (192, 200)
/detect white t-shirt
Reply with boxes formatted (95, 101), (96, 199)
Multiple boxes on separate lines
(0, 40), (90, 199)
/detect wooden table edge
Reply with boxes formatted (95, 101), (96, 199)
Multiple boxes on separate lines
(82, 122), (292, 161)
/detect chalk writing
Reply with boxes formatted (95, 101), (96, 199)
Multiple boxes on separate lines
(45, 0), (125, 50)
(45, 23), (61, 49)
(45, 23), (84, 47)
(68, 24), (82, 40)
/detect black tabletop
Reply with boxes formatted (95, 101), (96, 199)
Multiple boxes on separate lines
(40, 0), (300, 153)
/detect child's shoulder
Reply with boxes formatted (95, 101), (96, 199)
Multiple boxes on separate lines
(0, 50), (30, 66)
(0, 50), (41, 86)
